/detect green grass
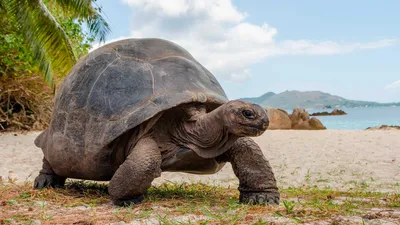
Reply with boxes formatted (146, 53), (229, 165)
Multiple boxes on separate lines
(0, 180), (399, 224)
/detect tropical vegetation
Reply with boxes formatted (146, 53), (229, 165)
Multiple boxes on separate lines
(0, 0), (110, 130)
(0, 0), (110, 85)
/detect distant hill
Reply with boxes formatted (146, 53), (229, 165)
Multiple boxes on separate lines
(240, 92), (276, 105)
(240, 90), (400, 109)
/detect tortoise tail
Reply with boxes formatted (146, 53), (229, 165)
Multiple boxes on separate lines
(34, 129), (48, 148)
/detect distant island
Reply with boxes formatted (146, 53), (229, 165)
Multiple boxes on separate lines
(240, 90), (400, 109)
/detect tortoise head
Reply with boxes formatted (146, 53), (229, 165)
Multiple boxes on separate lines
(222, 100), (269, 137)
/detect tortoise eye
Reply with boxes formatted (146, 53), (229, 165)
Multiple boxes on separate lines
(242, 110), (255, 120)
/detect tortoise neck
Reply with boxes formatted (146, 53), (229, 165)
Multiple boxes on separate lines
(188, 106), (226, 146)
(171, 104), (239, 158)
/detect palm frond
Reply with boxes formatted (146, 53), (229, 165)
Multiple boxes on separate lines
(53, 0), (110, 42)
(6, 0), (77, 85)
(52, 0), (93, 17)
(85, 9), (110, 43)
(2, 0), (110, 86)
(30, 40), (55, 92)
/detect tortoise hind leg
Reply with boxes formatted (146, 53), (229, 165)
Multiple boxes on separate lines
(33, 157), (66, 189)
(108, 136), (162, 206)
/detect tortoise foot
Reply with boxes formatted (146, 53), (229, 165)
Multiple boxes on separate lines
(113, 195), (145, 207)
(33, 173), (66, 189)
(239, 191), (280, 205)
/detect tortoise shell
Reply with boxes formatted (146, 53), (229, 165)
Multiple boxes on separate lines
(35, 38), (228, 155)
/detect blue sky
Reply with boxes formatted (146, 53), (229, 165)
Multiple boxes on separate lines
(94, 0), (400, 102)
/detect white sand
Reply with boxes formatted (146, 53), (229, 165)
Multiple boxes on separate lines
(1, 130), (399, 192)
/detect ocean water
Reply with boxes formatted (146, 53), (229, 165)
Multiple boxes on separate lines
(303, 107), (400, 130)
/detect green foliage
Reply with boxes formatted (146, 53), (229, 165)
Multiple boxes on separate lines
(282, 200), (296, 214)
(0, 1), (107, 130)
(45, 0), (98, 61)
(0, 1), (99, 80)
(0, 0), (110, 85)
(0, 21), (37, 77)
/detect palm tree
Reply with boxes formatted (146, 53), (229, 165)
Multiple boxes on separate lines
(0, 0), (110, 87)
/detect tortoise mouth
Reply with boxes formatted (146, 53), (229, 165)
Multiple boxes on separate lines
(235, 124), (267, 137)
(238, 120), (269, 132)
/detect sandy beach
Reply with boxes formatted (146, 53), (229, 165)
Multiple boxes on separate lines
(1, 130), (399, 192)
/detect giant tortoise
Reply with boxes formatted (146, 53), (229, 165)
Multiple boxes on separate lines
(34, 38), (280, 206)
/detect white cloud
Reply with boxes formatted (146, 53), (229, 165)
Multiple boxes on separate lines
(92, 0), (396, 82)
(120, 0), (246, 22)
(229, 68), (252, 82)
(384, 80), (400, 89)
(276, 39), (396, 55)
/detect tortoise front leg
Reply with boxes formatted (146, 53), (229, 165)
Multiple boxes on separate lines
(217, 137), (280, 205)
(108, 136), (162, 206)
(33, 157), (66, 189)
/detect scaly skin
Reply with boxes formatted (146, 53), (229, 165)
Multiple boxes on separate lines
(34, 158), (66, 189)
(108, 136), (162, 206)
(217, 137), (280, 205)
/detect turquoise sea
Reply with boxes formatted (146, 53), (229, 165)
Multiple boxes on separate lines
(304, 107), (400, 130)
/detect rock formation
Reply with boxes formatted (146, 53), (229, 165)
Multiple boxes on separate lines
(267, 107), (326, 130)
(266, 108), (292, 130)
(289, 108), (310, 126)
(310, 108), (347, 116)
(292, 117), (326, 130)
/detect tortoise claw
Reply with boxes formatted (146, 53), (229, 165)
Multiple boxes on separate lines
(33, 173), (65, 189)
(113, 195), (145, 207)
(239, 191), (280, 205)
